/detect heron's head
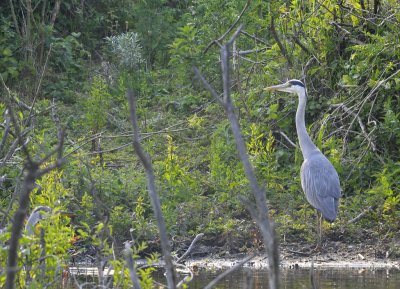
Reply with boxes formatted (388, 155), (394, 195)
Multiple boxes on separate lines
(265, 79), (306, 95)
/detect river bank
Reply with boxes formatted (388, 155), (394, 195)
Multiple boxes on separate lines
(181, 239), (400, 270)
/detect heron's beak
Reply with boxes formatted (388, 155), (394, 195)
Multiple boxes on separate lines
(264, 83), (290, 92)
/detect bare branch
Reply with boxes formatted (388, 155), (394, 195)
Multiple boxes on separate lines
(204, 0), (251, 53)
(270, 16), (292, 67)
(227, 24), (243, 46)
(193, 67), (224, 106)
(342, 68), (400, 156)
(204, 254), (256, 289)
(6, 157), (64, 289)
(5, 104), (33, 165)
(0, 75), (32, 111)
(176, 233), (204, 263)
(6, 165), (42, 289)
(126, 89), (177, 289)
(0, 109), (12, 155)
(5, 105), (65, 289)
(291, 34), (311, 54)
(196, 26), (280, 289)
(238, 47), (268, 55)
(8, 0), (21, 37)
(348, 205), (376, 224)
(240, 30), (267, 45)
(175, 263), (193, 288)
(64, 123), (189, 159)
(25, 45), (53, 126)
(275, 130), (297, 148)
(36, 158), (64, 177)
(332, 103), (384, 164)
(49, 0), (61, 27)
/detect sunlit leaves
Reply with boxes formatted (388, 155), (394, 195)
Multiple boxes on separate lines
(169, 24), (199, 63)
(188, 114), (205, 128)
(367, 163), (400, 222)
(85, 75), (111, 131)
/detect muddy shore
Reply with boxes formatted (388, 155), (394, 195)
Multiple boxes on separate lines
(181, 240), (400, 270)
(184, 256), (400, 270)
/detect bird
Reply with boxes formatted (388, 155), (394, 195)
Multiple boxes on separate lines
(25, 206), (52, 236)
(265, 79), (341, 223)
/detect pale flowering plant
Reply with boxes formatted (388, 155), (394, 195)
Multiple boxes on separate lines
(106, 32), (144, 69)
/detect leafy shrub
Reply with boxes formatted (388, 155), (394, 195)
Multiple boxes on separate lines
(106, 32), (144, 69)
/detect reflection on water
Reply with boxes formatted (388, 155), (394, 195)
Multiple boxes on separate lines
(167, 267), (400, 289)
(65, 267), (400, 288)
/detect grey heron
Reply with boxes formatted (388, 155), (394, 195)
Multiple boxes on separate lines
(25, 206), (52, 236)
(265, 79), (341, 224)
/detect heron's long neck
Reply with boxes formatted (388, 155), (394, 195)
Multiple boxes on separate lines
(296, 90), (319, 159)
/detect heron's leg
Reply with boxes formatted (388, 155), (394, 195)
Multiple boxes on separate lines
(318, 212), (322, 247)
(314, 210), (322, 250)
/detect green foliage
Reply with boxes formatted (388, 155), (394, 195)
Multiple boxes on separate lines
(130, 0), (185, 66)
(2, 1), (400, 287)
(0, 18), (21, 82)
(80, 192), (96, 226)
(168, 23), (203, 72)
(50, 33), (89, 74)
(209, 124), (246, 207)
(367, 162), (400, 223)
(85, 76), (111, 131)
(162, 135), (196, 201)
(0, 170), (74, 288)
(44, 33), (90, 103)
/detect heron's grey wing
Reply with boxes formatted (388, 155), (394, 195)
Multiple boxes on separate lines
(300, 153), (341, 221)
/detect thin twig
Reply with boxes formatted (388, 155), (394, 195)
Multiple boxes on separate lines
(25, 45), (53, 126)
(270, 16), (292, 67)
(276, 130), (297, 148)
(343, 68), (400, 156)
(126, 89), (177, 289)
(193, 67), (224, 106)
(8, 0), (21, 37)
(195, 26), (280, 289)
(175, 263), (193, 288)
(0, 109), (11, 155)
(238, 47), (268, 55)
(347, 206), (375, 224)
(5, 104), (34, 166)
(204, 0), (251, 54)
(204, 254), (256, 289)
(176, 233), (204, 263)
(4, 104), (64, 289)
(291, 35), (311, 55)
(240, 30), (268, 45)
(332, 103), (384, 164)
(0, 75), (31, 111)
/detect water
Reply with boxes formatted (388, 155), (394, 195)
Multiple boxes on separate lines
(66, 266), (400, 288)
(168, 267), (400, 289)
